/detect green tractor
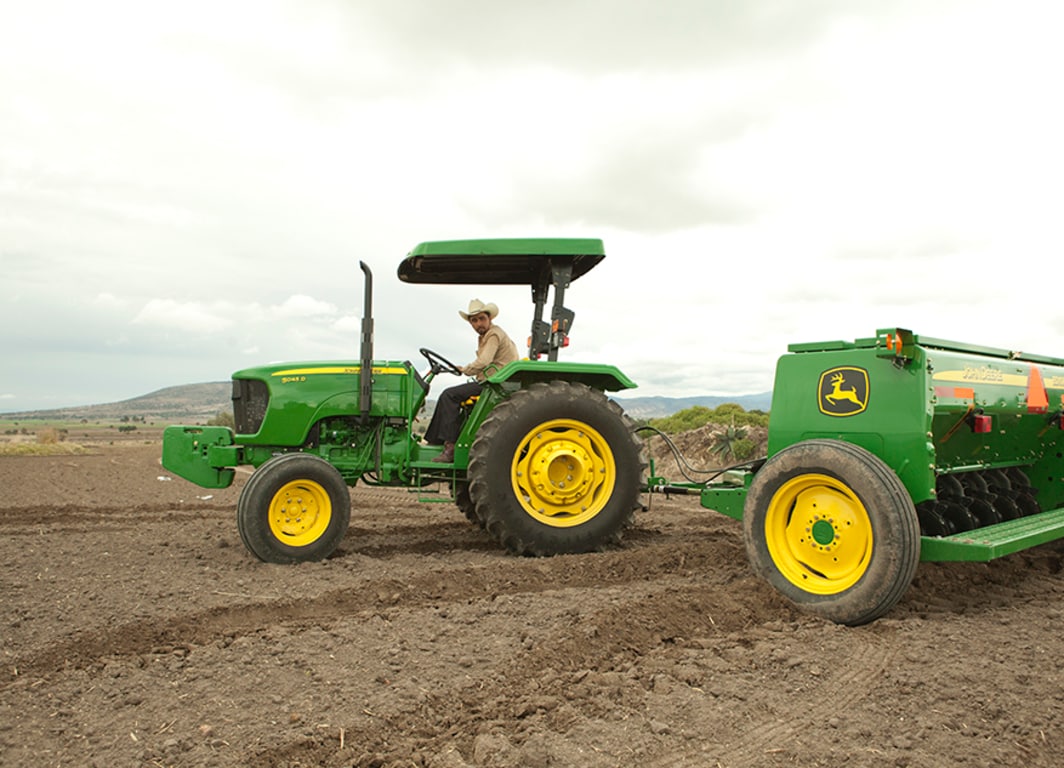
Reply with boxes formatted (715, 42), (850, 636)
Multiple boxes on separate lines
(162, 238), (647, 563)
(163, 237), (1064, 626)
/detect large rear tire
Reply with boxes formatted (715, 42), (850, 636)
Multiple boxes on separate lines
(743, 439), (920, 625)
(237, 453), (351, 564)
(454, 481), (484, 528)
(468, 381), (645, 556)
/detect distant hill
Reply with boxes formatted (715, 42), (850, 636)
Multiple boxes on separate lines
(1, 382), (232, 423)
(611, 392), (771, 421)
(2, 382), (771, 423)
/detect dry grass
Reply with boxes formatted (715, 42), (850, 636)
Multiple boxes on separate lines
(0, 438), (92, 456)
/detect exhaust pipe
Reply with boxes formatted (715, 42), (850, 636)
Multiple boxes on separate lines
(359, 261), (373, 424)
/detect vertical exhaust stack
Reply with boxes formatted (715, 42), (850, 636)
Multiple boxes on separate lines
(359, 261), (374, 423)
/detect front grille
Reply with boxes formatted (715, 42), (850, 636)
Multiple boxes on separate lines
(232, 378), (269, 434)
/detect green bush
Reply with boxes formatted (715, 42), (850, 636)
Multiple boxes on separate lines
(207, 411), (235, 429)
(649, 404), (768, 434)
(730, 438), (756, 461)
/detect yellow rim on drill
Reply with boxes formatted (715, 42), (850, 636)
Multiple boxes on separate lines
(764, 473), (873, 594)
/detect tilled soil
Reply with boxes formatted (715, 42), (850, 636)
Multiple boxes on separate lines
(1, 439), (1062, 767)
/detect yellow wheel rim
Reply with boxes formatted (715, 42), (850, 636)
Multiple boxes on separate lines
(764, 473), (873, 594)
(267, 479), (332, 547)
(511, 418), (616, 528)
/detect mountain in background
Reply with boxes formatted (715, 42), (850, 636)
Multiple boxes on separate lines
(1, 383), (233, 423)
(611, 392), (771, 421)
(1, 382), (771, 423)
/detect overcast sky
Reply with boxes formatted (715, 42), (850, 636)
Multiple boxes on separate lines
(3, 0), (1063, 413)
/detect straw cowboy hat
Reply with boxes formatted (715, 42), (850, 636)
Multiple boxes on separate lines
(459, 299), (499, 320)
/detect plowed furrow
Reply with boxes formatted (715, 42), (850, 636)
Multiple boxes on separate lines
(247, 578), (768, 767)
(694, 634), (899, 767)
(5, 535), (742, 685)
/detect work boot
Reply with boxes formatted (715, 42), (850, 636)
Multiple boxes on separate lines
(432, 442), (455, 463)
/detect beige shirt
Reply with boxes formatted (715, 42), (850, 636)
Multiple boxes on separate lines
(462, 325), (519, 382)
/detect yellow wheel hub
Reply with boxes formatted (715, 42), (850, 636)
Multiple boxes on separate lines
(764, 473), (873, 594)
(268, 479), (332, 547)
(512, 418), (616, 527)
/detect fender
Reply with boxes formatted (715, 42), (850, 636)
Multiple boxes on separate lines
(487, 360), (637, 392)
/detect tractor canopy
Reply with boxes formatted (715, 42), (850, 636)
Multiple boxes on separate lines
(397, 238), (604, 285)
(398, 238), (606, 361)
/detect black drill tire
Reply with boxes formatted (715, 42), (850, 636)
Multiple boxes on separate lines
(743, 439), (920, 625)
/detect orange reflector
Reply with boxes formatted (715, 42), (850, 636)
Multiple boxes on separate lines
(1027, 365), (1049, 414)
(936, 386), (975, 400)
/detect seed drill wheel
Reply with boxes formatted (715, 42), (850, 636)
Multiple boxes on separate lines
(743, 439), (920, 626)
(468, 381), (645, 556)
(237, 453), (351, 564)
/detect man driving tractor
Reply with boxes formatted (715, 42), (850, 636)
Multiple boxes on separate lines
(424, 298), (518, 462)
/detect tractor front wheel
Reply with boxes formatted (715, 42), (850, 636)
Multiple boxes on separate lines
(743, 439), (920, 625)
(237, 453), (351, 564)
(468, 381), (645, 556)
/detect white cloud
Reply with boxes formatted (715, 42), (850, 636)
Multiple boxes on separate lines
(272, 295), (338, 318)
(3, 0), (1064, 412)
(93, 292), (129, 310)
(132, 299), (237, 334)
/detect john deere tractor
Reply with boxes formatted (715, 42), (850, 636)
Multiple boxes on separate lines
(162, 238), (647, 563)
(164, 238), (1064, 625)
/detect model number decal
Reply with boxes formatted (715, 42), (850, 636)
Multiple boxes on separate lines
(271, 366), (406, 378)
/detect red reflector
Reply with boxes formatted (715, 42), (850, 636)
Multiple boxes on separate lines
(562, 337), (570, 347)
(972, 415), (992, 433)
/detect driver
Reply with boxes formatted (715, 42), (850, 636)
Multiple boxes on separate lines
(425, 299), (519, 463)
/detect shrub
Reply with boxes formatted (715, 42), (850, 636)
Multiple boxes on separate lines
(207, 411), (235, 429)
(650, 404), (768, 434)
(730, 438), (757, 461)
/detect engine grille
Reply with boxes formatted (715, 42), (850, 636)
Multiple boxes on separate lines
(232, 378), (268, 435)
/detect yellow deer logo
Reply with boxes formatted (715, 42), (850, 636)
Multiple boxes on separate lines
(818, 367), (869, 416)
(826, 373), (863, 406)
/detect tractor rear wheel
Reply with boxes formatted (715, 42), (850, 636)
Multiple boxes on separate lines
(743, 439), (920, 626)
(468, 381), (645, 556)
(237, 453), (351, 564)
(454, 481), (484, 528)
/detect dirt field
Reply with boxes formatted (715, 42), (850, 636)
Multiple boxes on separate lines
(1, 434), (1062, 767)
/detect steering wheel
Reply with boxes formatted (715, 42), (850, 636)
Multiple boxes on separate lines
(420, 348), (464, 376)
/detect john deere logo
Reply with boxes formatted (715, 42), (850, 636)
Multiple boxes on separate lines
(818, 367), (869, 416)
